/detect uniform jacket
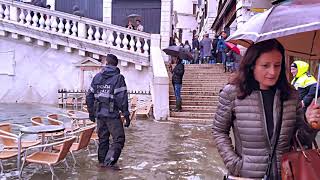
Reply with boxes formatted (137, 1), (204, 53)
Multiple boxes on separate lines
(291, 61), (318, 109)
(86, 65), (129, 119)
(213, 84), (318, 179)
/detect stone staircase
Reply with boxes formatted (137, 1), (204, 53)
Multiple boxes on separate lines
(168, 64), (230, 124)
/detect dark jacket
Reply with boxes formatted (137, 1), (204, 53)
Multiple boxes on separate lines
(192, 38), (199, 50)
(86, 65), (129, 119)
(172, 62), (184, 85)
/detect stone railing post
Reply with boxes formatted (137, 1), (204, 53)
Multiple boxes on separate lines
(78, 22), (87, 39)
(150, 34), (169, 120)
(9, 5), (18, 21)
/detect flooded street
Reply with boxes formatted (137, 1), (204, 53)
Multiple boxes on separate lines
(0, 104), (226, 180)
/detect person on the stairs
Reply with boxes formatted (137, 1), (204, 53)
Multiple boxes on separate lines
(171, 56), (185, 112)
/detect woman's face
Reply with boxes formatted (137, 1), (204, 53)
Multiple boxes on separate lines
(253, 50), (283, 90)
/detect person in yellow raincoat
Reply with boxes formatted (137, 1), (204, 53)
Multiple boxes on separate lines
(290, 60), (318, 111)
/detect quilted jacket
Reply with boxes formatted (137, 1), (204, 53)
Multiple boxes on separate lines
(213, 84), (318, 179)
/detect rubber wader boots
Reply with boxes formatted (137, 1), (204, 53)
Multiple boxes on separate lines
(174, 100), (182, 112)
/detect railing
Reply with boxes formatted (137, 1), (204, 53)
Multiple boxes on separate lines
(0, 0), (151, 57)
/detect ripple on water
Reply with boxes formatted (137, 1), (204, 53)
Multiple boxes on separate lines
(0, 103), (226, 179)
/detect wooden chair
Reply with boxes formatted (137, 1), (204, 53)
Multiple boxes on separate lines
(121, 109), (137, 124)
(136, 101), (153, 118)
(129, 95), (138, 110)
(53, 125), (95, 164)
(20, 136), (76, 177)
(0, 123), (41, 149)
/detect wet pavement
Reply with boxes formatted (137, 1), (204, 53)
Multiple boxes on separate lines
(0, 103), (226, 180)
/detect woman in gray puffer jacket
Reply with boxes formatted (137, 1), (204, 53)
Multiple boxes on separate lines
(212, 39), (320, 179)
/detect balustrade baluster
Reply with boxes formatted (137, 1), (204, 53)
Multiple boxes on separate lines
(51, 16), (58, 32)
(108, 31), (115, 45)
(129, 37), (135, 51)
(136, 38), (142, 53)
(58, 18), (64, 33)
(71, 21), (78, 36)
(25, 10), (32, 26)
(65, 20), (71, 35)
(94, 27), (101, 42)
(115, 32), (121, 48)
(39, 13), (45, 29)
(87, 26), (93, 40)
(0, 4), (4, 19)
(32, 12), (39, 27)
(143, 40), (149, 55)
(122, 33), (129, 50)
(4, 5), (9, 20)
(45, 15), (51, 30)
(19, 9), (25, 24)
(101, 29), (107, 43)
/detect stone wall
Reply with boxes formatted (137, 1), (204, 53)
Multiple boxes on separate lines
(0, 37), (152, 104)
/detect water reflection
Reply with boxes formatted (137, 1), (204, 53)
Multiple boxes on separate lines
(0, 103), (226, 180)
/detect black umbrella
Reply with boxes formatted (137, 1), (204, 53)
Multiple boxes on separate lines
(163, 46), (194, 61)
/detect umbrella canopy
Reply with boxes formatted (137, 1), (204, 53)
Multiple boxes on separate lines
(225, 42), (241, 55)
(163, 46), (194, 61)
(227, 0), (320, 60)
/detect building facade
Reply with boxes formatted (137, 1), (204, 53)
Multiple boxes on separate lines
(172, 0), (198, 44)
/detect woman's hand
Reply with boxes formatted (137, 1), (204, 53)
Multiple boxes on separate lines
(305, 100), (320, 129)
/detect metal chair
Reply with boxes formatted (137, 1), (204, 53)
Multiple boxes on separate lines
(30, 117), (65, 140)
(20, 136), (76, 178)
(54, 125), (95, 164)
(0, 134), (20, 174)
(0, 123), (41, 149)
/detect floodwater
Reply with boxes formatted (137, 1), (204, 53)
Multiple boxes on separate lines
(0, 103), (226, 180)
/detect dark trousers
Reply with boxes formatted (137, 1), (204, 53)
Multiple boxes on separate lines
(97, 117), (125, 165)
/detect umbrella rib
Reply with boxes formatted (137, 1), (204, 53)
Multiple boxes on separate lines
(309, 31), (317, 59)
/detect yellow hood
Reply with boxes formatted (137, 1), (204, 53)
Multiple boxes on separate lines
(293, 61), (309, 78)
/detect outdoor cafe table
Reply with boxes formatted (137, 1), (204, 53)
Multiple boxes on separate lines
(17, 125), (65, 170)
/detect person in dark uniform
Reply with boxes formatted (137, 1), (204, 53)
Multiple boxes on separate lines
(86, 54), (130, 168)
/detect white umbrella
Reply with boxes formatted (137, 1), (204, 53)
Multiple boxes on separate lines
(227, 0), (320, 60)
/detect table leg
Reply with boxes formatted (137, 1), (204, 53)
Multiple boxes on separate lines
(17, 133), (22, 170)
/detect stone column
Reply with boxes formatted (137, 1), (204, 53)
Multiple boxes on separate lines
(9, 6), (18, 21)
(78, 23), (87, 39)
(103, 0), (112, 24)
(46, 0), (55, 10)
(160, 0), (172, 51)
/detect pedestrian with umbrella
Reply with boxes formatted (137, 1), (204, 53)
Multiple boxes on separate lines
(163, 46), (192, 112)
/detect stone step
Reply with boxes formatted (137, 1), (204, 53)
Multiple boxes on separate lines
(170, 111), (215, 119)
(167, 117), (212, 124)
(178, 85), (225, 89)
(169, 90), (216, 96)
(169, 105), (216, 112)
(180, 84), (225, 88)
(169, 86), (223, 92)
(169, 100), (218, 106)
(169, 95), (218, 101)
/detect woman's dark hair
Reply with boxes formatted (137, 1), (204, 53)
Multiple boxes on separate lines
(230, 39), (292, 100)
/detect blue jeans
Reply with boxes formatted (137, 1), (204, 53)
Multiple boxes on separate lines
(174, 84), (182, 101)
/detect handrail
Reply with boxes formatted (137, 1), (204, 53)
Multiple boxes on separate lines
(1, 0), (151, 38)
(0, 0), (152, 60)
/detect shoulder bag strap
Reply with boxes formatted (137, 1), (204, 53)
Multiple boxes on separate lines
(264, 100), (284, 180)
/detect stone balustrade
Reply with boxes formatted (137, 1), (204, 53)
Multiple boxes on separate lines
(0, 0), (151, 67)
